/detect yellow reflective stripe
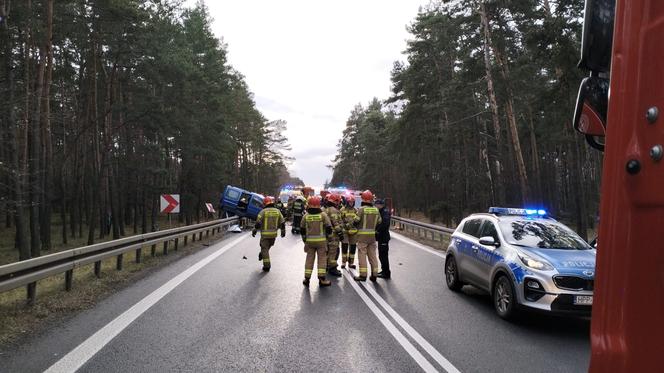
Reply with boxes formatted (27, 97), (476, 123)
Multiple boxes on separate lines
(263, 209), (280, 232)
(305, 269), (313, 274)
(317, 269), (326, 274)
(263, 258), (271, 263)
(305, 214), (326, 242)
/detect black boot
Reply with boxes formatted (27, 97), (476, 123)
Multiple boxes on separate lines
(353, 275), (367, 281)
(377, 271), (391, 279)
(303, 277), (310, 287)
(258, 252), (263, 261)
(369, 275), (377, 282)
(328, 267), (342, 277)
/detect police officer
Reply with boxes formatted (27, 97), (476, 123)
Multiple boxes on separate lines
(375, 198), (391, 279)
(300, 196), (333, 287)
(291, 196), (306, 234)
(354, 190), (381, 282)
(341, 195), (359, 269)
(252, 196), (286, 272)
(324, 194), (344, 276)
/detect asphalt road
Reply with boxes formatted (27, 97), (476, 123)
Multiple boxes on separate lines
(0, 228), (590, 373)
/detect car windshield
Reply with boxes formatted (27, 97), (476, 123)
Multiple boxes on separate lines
(499, 219), (591, 250)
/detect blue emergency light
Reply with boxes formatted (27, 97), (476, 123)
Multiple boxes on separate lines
(489, 207), (547, 216)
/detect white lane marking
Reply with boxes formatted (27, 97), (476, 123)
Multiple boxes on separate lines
(45, 234), (250, 373)
(391, 231), (447, 259)
(361, 282), (461, 373)
(341, 269), (439, 373)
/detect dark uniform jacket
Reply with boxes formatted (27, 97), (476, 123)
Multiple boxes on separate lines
(376, 207), (391, 243)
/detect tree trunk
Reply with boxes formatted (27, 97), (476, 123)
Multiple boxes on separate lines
(2, 4), (30, 260)
(40, 0), (54, 251)
(528, 105), (542, 202)
(478, 2), (505, 205)
(486, 7), (529, 203)
(29, 0), (44, 258)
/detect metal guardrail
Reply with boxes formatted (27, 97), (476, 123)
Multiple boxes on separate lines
(390, 215), (455, 247)
(0, 217), (239, 302)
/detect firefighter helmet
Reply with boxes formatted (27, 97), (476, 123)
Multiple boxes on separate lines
(263, 196), (275, 206)
(361, 190), (374, 202)
(307, 196), (322, 208)
(327, 194), (341, 206)
(345, 194), (355, 206)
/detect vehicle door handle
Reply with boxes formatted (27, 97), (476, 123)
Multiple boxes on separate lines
(472, 246), (479, 253)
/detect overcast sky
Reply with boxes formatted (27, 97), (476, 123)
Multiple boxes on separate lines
(199, 0), (427, 189)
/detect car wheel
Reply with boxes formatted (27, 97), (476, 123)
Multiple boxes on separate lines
(493, 275), (518, 320)
(445, 255), (463, 292)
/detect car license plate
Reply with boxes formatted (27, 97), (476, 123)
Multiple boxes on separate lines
(574, 295), (593, 305)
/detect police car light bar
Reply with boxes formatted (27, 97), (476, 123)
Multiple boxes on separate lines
(489, 207), (547, 216)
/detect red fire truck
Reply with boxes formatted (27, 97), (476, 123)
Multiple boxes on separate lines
(573, 0), (664, 371)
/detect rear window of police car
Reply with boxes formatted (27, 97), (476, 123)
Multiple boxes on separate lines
(462, 219), (482, 237)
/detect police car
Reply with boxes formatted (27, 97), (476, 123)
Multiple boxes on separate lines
(445, 207), (596, 319)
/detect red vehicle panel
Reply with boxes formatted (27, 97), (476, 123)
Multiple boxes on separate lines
(590, 1), (664, 371)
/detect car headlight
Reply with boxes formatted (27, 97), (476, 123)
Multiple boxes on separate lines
(518, 253), (554, 271)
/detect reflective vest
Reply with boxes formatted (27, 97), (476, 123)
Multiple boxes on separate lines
(325, 206), (343, 235)
(358, 207), (380, 236)
(304, 213), (326, 243)
(257, 207), (282, 238)
(342, 207), (359, 235)
(292, 200), (305, 216)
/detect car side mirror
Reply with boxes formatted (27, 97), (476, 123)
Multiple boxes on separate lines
(573, 76), (610, 151)
(479, 236), (499, 247)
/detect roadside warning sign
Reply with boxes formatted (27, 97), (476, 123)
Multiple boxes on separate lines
(160, 194), (180, 214)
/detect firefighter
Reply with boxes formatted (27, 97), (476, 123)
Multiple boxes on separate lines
(341, 194), (359, 269)
(324, 194), (345, 276)
(300, 196), (333, 287)
(353, 190), (381, 281)
(291, 196), (306, 234)
(375, 198), (392, 279)
(252, 196), (286, 272)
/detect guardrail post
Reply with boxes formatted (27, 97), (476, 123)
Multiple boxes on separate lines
(192, 233), (196, 242)
(174, 238), (179, 251)
(65, 269), (73, 291)
(135, 248), (142, 263)
(94, 261), (102, 278)
(206, 229), (210, 237)
(163, 241), (169, 255)
(184, 235), (188, 246)
(117, 254), (124, 270)
(151, 244), (156, 257)
(27, 282), (36, 305)
(199, 232), (203, 241)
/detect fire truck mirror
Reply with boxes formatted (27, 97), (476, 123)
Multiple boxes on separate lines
(579, 0), (615, 73)
(574, 76), (609, 152)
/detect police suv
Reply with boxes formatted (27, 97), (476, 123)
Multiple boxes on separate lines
(445, 208), (596, 319)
